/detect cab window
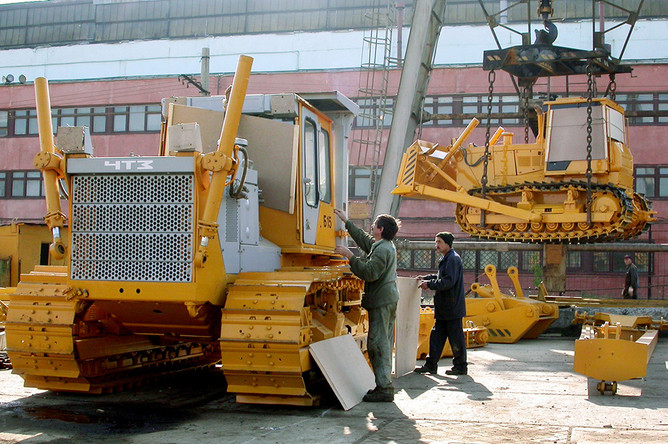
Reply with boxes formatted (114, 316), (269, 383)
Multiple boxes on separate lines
(304, 119), (317, 207)
(318, 128), (331, 203)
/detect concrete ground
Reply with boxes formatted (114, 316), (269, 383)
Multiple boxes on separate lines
(0, 336), (667, 444)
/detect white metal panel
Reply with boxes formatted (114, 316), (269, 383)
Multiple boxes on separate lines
(2, 20), (665, 82)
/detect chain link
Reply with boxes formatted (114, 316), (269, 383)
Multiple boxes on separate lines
(585, 61), (594, 224)
(608, 73), (616, 102)
(481, 69), (495, 227)
(523, 87), (530, 143)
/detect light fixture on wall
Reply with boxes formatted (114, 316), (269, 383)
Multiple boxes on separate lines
(2, 74), (27, 85)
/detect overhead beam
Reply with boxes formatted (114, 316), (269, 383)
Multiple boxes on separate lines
(396, 241), (668, 252)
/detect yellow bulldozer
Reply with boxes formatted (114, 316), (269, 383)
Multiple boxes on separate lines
(393, 97), (655, 243)
(5, 56), (368, 406)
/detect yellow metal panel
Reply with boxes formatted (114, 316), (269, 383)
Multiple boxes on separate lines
(220, 345), (305, 373)
(9, 354), (80, 378)
(6, 324), (74, 354)
(224, 285), (309, 311)
(236, 393), (317, 406)
(8, 294), (76, 325)
(225, 371), (308, 397)
(23, 375), (92, 393)
(315, 203), (336, 248)
(71, 280), (225, 305)
(221, 312), (306, 344)
(574, 337), (649, 381)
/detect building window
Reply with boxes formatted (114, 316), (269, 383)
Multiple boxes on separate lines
(0, 172), (6, 197)
(114, 105), (162, 132)
(52, 107), (109, 134)
(567, 251), (581, 270)
(520, 251), (541, 272)
(612, 251), (632, 273)
(353, 91), (668, 129)
(592, 251), (610, 273)
(635, 165), (668, 199)
(461, 250), (476, 270)
(0, 111), (8, 136)
(634, 252), (650, 273)
(10, 104), (161, 136)
(354, 97), (393, 128)
(14, 109), (39, 135)
(7, 170), (44, 198)
(617, 93), (655, 124)
(349, 166), (381, 199)
(397, 249), (411, 269)
(659, 94), (668, 124)
(413, 249), (434, 270)
(499, 251), (519, 270)
(422, 96), (454, 126)
(459, 95), (521, 125)
(398, 249), (539, 275)
(479, 249), (498, 269)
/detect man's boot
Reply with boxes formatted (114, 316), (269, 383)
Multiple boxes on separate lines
(414, 363), (438, 374)
(363, 386), (394, 402)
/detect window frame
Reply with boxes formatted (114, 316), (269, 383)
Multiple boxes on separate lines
(635, 165), (668, 199)
(7, 104), (161, 137)
(3, 170), (45, 199)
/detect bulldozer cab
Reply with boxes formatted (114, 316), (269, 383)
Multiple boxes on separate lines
(165, 92), (358, 256)
(544, 98), (626, 175)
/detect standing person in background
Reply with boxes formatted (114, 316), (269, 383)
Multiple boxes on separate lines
(414, 232), (468, 376)
(334, 209), (401, 402)
(622, 254), (639, 299)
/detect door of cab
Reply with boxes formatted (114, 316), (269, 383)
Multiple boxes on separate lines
(300, 105), (333, 246)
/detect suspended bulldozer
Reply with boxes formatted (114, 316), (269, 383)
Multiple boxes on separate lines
(393, 97), (655, 243)
(467, 265), (559, 343)
(573, 311), (668, 395)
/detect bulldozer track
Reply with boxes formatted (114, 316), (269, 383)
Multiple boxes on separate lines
(457, 181), (652, 243)
(6, 266), (220, 393)
(220, 269), (367, 406)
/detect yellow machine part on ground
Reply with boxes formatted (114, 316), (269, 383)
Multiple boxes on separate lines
(467, 265), (559, 343)
(416, 306), (488, 359)
(573, 312), (667, 394)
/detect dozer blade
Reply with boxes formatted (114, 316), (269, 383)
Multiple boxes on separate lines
(574, 334), (654, 382)
(573, 312), (664, 388)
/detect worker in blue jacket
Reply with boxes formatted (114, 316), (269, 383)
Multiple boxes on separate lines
(414, 232), (468, 376)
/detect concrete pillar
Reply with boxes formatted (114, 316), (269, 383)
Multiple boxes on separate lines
(543, 244), (566, 294)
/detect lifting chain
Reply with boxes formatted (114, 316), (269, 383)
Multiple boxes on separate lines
(523, 86), (530, 143)
(607, 73), (617, 102)
(481, 69), (495, 227)
(585, 61), (594, 225)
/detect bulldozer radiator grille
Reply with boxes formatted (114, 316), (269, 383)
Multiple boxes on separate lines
(70, 174), (195, 282)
